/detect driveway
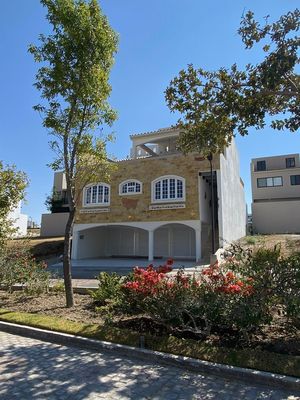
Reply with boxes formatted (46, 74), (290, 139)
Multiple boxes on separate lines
(0, 331), (298, 400)
(48, 257), (203, 279)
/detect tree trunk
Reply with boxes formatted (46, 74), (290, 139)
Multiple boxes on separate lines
(63, 209), (75, 307)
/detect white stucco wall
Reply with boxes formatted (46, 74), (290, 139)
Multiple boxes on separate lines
(8, 202), (28, 237)
(199, 176), (211, 223)
(252, 200), (300, 234)
(217, 141), (246, 246)
(40, 212), (69, 237)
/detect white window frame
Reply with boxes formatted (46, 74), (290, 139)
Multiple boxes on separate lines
(119, 179), (143, 196)
(151, 175), (186, 203)
(83, 183), (110, 207)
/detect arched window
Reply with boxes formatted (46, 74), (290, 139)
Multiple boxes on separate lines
(83, 183), (110, 206)
(152, 175), (185, 202)
(119, 179), (142, 195)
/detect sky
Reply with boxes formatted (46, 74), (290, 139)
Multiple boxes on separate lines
(0, 0), (299, 224)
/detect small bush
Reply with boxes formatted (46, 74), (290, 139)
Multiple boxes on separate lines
(0, 241), (50, 294)
(91, 272), (124, 311)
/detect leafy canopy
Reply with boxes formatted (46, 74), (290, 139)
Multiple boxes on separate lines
(0, 162), (28, 245)
(29, 0), (118, 307)
(165, 9), (300, 156)
(29, 0), (118, 207)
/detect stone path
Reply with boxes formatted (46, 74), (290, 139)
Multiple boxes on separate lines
(0, 331), (299, 400)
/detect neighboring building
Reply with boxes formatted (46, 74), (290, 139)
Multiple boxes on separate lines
(8, 201), (28, 237)
(71, 127), (246, 262)
(251, 154), (300, 234)
(40, 171), (70, 237)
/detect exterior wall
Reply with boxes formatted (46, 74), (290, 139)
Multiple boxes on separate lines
(217, 142), (246, 245)
(53, 171), (67, 192)
(251, 154), (300, 234)
(252, 153), (300, 172)
(252, 168), (300, 200)
(40, 212), (69, 237)
(8, 202), (28, 237)
(252, 200), (300, 234)
(198, 175), (211, 224)
(75, 153), (219, 225)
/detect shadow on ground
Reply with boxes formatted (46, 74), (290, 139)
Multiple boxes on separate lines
(0, 331), (298, 399)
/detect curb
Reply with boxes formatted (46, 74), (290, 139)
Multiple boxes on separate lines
(0, 321), (300, 392)
(0, 284), (97, 295)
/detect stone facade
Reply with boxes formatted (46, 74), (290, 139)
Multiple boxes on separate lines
(75, 153), (220, 224)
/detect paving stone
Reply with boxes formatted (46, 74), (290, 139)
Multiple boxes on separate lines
(0, 331), (299, 399)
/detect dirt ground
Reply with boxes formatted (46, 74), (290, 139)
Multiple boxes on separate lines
(0, 290), (299, 356)
(238, 234), (300, 257)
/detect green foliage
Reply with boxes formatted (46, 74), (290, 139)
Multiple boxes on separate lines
(118, 246), (299, 335)
(29, 0), (119, 203)
(51, 280), (65, 293)
(0, 241), (50, 294)
(227, 244), (300, 321)
(91, 272), (123, 311)
(165, 9), (300, 155)
(30, 0), (119, 306)
(0, 162), (28, 246)
(45, 190), (68, 213)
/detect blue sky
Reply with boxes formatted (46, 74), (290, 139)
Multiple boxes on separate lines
(0, 0), (299, 223)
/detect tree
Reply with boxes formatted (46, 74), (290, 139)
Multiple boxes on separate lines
(165, 9), (299, 255)
(29, 0), (118, 307)
(0, 162), (28, 247)
(165, 9), (299, 155)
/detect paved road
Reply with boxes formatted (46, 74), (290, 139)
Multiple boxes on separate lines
(0, 331), (299, 399)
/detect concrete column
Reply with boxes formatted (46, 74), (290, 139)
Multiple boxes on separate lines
(148, 230), (154, 261)
(195, 225), (201, 262)
(71, 230), (79, 260)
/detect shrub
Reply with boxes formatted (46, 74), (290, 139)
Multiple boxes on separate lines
(0, 241), (50, 294)
(91, 272), (124, 311)
(121, 256), (273, 334)
(226, 244), (300, 321)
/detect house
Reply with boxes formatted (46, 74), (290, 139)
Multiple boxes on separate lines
(251, 154), (300, 234)
(71, 127), (246, 262)
(8, 201), (28, 237)
(40, 171), (70, 237)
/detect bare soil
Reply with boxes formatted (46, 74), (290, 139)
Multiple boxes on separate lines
(0, 290), (299, 356)
(239, 234), (300, 257)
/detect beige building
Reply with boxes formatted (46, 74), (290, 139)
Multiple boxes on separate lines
(71, 127), (246, 262)
(40, 171), (70, 237)
(251, 154), (300, 234)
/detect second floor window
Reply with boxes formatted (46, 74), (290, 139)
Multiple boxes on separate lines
(152, 176), (185, 202)
(286, 157), (295, 168)
(257, 176), (283, 188)
(290, 175), (300, 185)
(84, 183), (110, 206)
(119, 180), (142, 195)
(257, 160), (266, 171)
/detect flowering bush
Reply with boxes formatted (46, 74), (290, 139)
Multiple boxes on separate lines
(121, 256), (275, 333)
(94, 247), (299, 335)
(0, 241), (50, 294)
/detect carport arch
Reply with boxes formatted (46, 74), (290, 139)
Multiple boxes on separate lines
(152, 223), (197, 260)
(73, 224), (149, 260)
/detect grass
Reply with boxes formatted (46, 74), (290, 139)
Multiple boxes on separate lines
(244, 235), (264, 245)
(0, 308), (299, 378)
